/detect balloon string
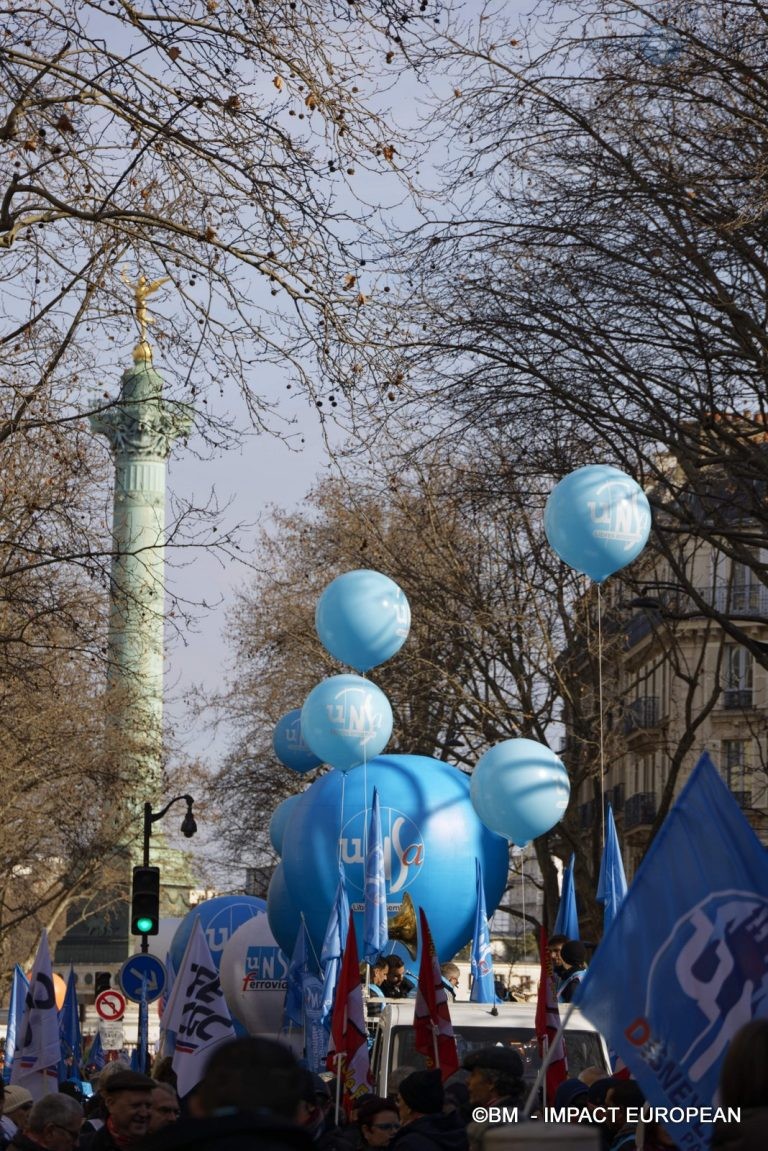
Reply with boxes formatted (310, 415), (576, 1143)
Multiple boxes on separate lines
(597, 582), (606, 855)
(520, 848), (527, 959)
(338, 771), (346, 868)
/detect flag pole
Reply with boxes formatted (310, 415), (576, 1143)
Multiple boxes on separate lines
(523, 1000), (577, 1119)
(334, 1052), (344, 1126)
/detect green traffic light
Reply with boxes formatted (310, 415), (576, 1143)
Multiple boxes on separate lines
(135, 916), (156, 934)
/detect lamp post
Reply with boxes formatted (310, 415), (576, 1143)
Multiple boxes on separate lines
(138, 794), (197, 953)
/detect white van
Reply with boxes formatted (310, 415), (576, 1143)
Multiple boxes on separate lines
(370, 1000), (610, 1096)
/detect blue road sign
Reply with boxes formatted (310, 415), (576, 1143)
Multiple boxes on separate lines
(119, 953), (167, 1004)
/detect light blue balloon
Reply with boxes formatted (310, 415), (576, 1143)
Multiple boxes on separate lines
(273, 709), (322, 774)
(301, 674), (392, 772)
(169, 894), (266, 974)
(280, 753), (509, 963)
(315, 569), (411, 672)
(471, 738), (570, 843)
(269, 793), (304, 855)
(544, 465), (651, 582)
(266, 863), (302, 958)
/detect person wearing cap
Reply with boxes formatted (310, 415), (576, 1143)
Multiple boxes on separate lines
(7, 1093), (83, 1151)
(389, 1070), (467, 1151)
(78, 1070), (154, 1151)
(557, 940), (588, 1003)
(463, 1047), (525, 1151)
(2, 1087), (34, 1145)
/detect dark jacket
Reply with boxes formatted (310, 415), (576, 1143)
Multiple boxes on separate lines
(138, 1111), (316, 1151)
(710, 1109), (768, 1151)
(9, 1134), (47, 1151)
(80, 1123), (129, 1151)
(389, 1113), (468, 1151)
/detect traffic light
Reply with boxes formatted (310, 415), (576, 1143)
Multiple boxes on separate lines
(131, 865), (160, 935)
(94, 971), (111, 995)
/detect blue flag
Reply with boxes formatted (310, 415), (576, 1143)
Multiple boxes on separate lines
(470, 859), (496, 1003)
(130, 980), (149, 1077)
(4, 966), (29, 1085)
(576, 753), (768, 1151)
(284, 920), (311, 1029)
(596, 803), (628, 934)
(553, 853), (579, 940)
(84, 1030), (105, 1075)
(363, 788), (388, 965)
(58, 967), (82, 1083)
(320, 861), (349, 1028)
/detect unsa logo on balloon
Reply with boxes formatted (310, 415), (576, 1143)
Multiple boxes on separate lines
(340, 806), (424, 895)
(588, 480), (650, 551)
(242, 945), (288, 992)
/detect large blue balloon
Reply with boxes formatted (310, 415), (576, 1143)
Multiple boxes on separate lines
(169, 894), (266, 974)
(470, 738), (570, 844)
(273, 709), (322, 774)
(544, 465), (651, 583)
(280, 753), (509, 962)
(269, 793), (305, 855)
(266, 863), (303, 958)
(315, 570), (411, 672)
(301, 675), (393, 772)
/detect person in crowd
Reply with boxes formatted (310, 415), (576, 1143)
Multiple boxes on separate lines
(8, 1094), (83, 1151)
(557, 940), (588, 1003)
(710, 1018), (768, 1151)
(492, 978), (510, 1003)
(463, 1048), (526, 1151)
(440, 966), (460, 1001)
(147, 1083), (181, 1135)
(357, 1098), (401, 1149)
(79, 1070), (154, 1151)
(389, 1070), (467, 1151)
(547, 935), (569, 982)
(578, 1066), (609, 1088)
(552, 1078), (589, 1112)
(381, 959), (415, 1000)
(604, 1079), (645, 1151)
(367, 960), (389, 1000)
(441, 1083), (470, 1125)
(2, 1088), (34, 1146)
(140, 1036), (314, 1151)
(150, 1058), (177, 1091)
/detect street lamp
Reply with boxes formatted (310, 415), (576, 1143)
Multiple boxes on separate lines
(134, 794), (197, 954)
(142, 793), (197, 866)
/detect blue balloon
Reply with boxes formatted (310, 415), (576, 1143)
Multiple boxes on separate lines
(315, 570), (411, 672)
(281, 753), (509, 962)
(301, 675), (392, 773)
(544, 465), (651, 582)
(470, 738), (570, 843)
(273, 709), (323, 774)
(169, 894), (266, 974)
(266, 862), (302, 958)
(269, 793), (305, 855)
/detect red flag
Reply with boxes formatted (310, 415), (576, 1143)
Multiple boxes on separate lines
(414, 907), (459, 1081)
(326, 911), (372, 1114)
(535, 926), (567, 1104)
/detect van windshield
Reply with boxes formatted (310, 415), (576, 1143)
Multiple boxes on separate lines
(391, 1026), (606, 1083)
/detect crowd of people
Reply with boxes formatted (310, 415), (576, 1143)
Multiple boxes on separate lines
(0, 1018), (763, 1151)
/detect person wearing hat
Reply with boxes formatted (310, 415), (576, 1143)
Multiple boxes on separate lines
(557, 940), (588, 1003)
(7, 1093), (83, 1151)
(463, 1048), (526, 1151)
(78, 1070), (154, 1151)
(2, 1087), (34, 1145)
(389, 1070), (467, 1151)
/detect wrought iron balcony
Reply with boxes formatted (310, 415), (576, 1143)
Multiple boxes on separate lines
(722, 688), (753, 710)
(624, 791), (657, 830)
(623, 696), (661, 733)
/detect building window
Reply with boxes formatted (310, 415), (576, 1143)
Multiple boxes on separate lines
(722, 739), (748, 790)
(723, 645), (753, 709)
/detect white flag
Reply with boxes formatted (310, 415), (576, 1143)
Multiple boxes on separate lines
(10, 931), (60, 1099)
(161, 916), (236, 1097)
